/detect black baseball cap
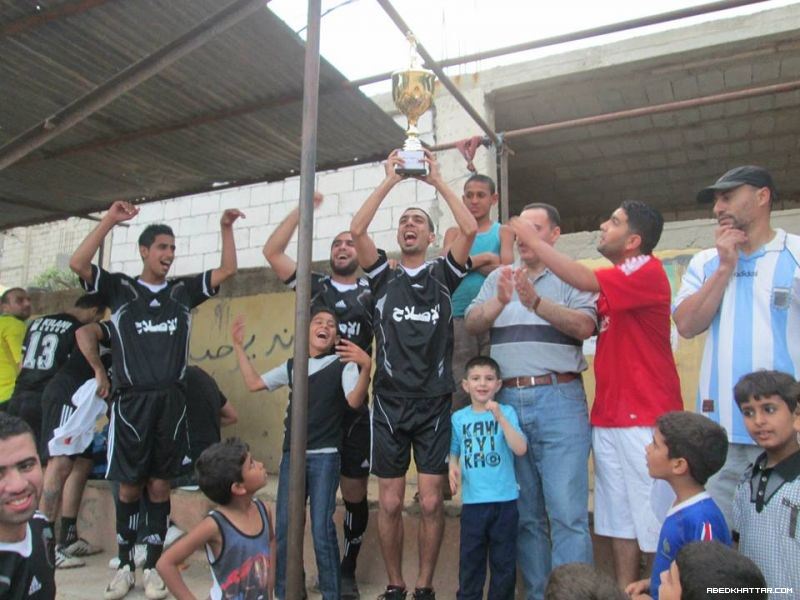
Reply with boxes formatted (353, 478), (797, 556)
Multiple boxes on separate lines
(697, 165), (778, 204)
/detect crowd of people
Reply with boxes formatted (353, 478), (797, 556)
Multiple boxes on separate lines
(0, 151), (797, 600)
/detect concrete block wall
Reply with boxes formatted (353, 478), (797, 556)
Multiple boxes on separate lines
(0, 218), (99, 289)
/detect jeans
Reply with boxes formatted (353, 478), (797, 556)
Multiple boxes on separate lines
(458, 500), (518, 600)
(275, 451), (341, 600)
(500, 379), (592, 600)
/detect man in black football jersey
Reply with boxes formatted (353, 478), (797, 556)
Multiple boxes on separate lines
(0, 413), (55, 600)
(263, 192), (374, 598)
(69, 200), (243, 600)
(350, 149), (477, 600)
(6, 294), (106, 442)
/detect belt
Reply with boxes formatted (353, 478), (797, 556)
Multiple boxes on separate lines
(502, 372), (580, 388)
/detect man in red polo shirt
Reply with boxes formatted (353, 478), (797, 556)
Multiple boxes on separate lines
(509, 200), (682, 589)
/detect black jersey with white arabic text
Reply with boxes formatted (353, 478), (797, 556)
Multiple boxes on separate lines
(0, 512), (55, 600)
(366, 251), (467, 398)
(285, 271), (375, 354)
(13, 313), (81, 393)
(82, 265), (217, 389)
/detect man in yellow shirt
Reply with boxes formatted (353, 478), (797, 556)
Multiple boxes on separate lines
(0, 288), (32, 405)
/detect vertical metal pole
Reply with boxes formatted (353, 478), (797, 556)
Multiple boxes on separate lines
(286, 0), (320, 598)
(499, 146), (509, 222)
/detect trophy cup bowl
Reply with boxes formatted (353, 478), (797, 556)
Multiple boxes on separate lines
(392, 67), (436, 176)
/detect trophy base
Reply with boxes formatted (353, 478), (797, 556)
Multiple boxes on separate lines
(395, 149), (428, 176)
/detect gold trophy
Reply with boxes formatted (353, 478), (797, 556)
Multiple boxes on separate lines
(392, 35), (436, 176)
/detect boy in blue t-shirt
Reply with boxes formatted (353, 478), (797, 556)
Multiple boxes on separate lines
(626, 411), (731, 600)
(449, 356), (527, 600)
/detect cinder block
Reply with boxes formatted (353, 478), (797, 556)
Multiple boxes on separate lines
(233, 227), (250, 250)
(354, 164), (386, 191)
(248, 225), (273, 250)
(189, 233), (219, 255)
(269, 200), (298, 224)
(240, 205), (270, 227)
(645, 80), (673, 104)
(372, 207), (393, 233)
(238, 246), (268, 269)
(724, 63), (753, 88)
(698, 70), (724, 95)
(220, 187), (252, 211)
(136, 202), (163, 224)
(178, 215), (208, 237)
(202, 252), (222, 272)
(312, 238), (331, 262)
(283, 177), (300, 201)
(190, 193), (221, 216)
(316, 214), (352, 237)
(172, 254), (204, 277)
(318, 170), (354, 195)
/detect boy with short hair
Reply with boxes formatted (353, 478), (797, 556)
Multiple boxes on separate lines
(449, 356), (527, 600)
(232, 307), (371, 600)
(626, 411), (730, 600)
(657, 541), (766, 600)
(442, 174), (513, 410)
(732, 370), (800, 598)
(157, 437), (275, 600)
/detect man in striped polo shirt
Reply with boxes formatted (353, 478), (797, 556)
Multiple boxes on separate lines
(673, 165), (800, 525)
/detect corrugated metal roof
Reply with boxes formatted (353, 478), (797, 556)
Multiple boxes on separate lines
(0, 0), (405, 229)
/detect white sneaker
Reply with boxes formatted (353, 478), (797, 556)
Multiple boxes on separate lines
(55, 546), (85, 569)
(143, 568), (169, 600)
(63, 537), (102, 556)
(108, 544), (146, 569)
(104, 565), (134, 600)
(164, 524), (185, 548)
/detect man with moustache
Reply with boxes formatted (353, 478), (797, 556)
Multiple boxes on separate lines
(673, 166), (800, 525)
(0, 413), (54, 599)
(263, 192), (374, 599)
(465, 203), (597, 600)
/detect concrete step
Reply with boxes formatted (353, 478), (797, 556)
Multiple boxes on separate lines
(73, 479), (613, 599)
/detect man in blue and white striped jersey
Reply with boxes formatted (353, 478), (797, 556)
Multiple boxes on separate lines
(672, 165), (800, 525)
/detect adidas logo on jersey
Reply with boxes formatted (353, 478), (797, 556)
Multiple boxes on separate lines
(182, 455), (192, 466)
(149, 298), (161, 307)
(335, 300), (347, 309)
(28, 576), (42, 595)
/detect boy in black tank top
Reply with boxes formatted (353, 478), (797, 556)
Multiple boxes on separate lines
(157, 437), (274, 600)
(232, 307), (371, 600)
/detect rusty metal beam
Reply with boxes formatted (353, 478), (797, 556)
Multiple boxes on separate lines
(430, 79), (800, 152)
(0, 0), (267, 172)
(376, 0), (502, 148)
(1, 0), (112, 37)
(504, 79), (800, 141)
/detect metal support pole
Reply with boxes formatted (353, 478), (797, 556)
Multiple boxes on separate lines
(376, 0), (501, 148)
(498, 146), (510, 223)
(286, 0), (321, 598)
(0, 0), (266, 171)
